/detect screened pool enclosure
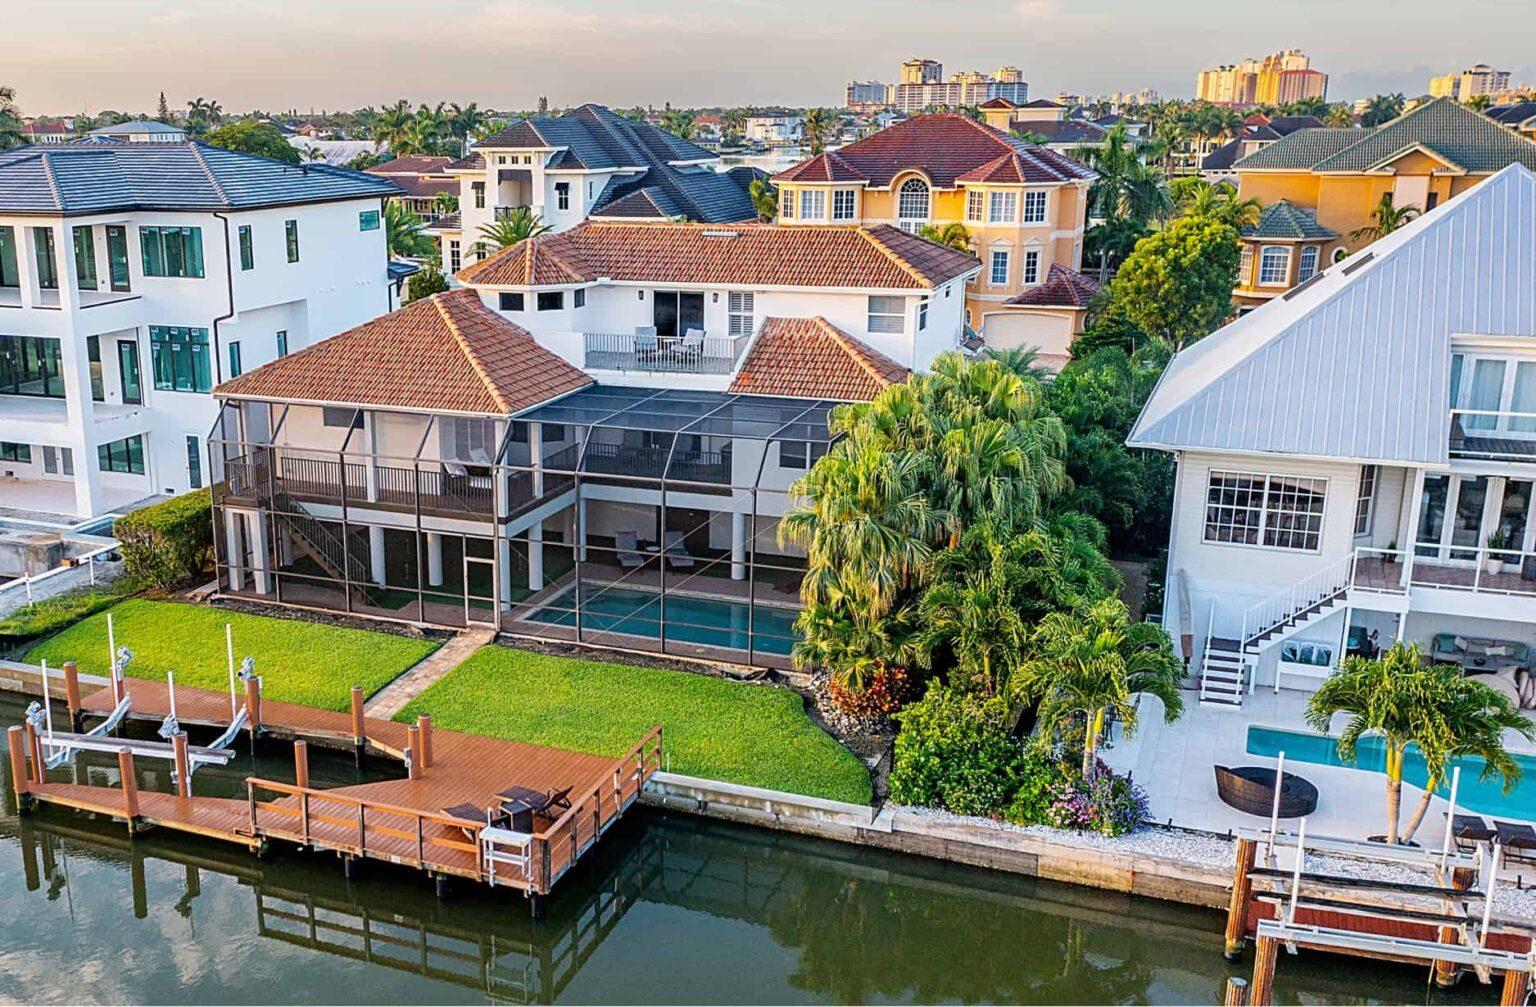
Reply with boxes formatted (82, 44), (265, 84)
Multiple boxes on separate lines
(209, 386), (841, 669)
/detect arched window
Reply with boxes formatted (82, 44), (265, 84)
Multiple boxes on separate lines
(897, 177), (930, 232)
(1332, 246), (1350, 264)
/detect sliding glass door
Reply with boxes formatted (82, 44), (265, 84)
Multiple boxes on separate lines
(1416, 474), (1533, 563)
(652, 291), (704, 339)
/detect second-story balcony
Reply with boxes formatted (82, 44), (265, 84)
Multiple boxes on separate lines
(1351, 544), (1536, 614)
(1449, 407), (1536, 462)
(582, 331), (750, 375)
(0, 287), (141, 311)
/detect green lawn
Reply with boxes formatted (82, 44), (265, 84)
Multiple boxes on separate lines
(27, 599), (440, 711)
(397, 646), (873, 804)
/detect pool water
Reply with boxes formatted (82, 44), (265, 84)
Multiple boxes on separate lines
(528, 584), (799, 656)
(1247, 725), (1536, 821)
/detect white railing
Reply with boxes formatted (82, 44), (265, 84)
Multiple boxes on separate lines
(1448, 407), (1536, 460)
(582, 331), (751, 375)
(1348, 545), (1410, 594)
(0, 542), (121, 617)
(1351, 543), (1536, 599)
(1240, 553), (1355, 646)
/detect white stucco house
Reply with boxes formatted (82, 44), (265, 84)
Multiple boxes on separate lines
(1130, 163), (1536, 713)
(0, 141), (400, 519)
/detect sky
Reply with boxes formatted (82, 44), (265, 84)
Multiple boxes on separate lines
(8, 0), (1536, 115)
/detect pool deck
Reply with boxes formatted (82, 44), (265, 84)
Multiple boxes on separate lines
(1102, 687), (1536, 842)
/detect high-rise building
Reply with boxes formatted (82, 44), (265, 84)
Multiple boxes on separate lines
(845, 80), (894, 110)
(1196, 50), (1325, 105)
(891, 59), (1028, 112)
(1428, 65), (1513, 101)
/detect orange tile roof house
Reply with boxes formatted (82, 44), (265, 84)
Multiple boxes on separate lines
(206, 219), (970, 667)
(772, 113), (1096, 364)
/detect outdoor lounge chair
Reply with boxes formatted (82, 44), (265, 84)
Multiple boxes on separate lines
(674, 328), (705, 362)
(634, 326), (659, 360)
(663, 531), (695, 570)
(1495, 821), (1536, 864)
(498, 784), (576, 823)
(615, 530), (645, 569)
(1451, 813), (1495, 853)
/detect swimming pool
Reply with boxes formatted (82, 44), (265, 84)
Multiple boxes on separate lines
(527, 584), (799, 656)
(1247, 725), (1536, 821)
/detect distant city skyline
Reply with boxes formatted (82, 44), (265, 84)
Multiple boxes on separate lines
(6, 0), (1534, 114)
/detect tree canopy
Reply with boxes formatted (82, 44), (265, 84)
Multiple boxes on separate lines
(1105, 214), (1239, 350)
(203, 121), (301, 164)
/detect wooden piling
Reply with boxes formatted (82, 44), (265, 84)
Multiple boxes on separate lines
(117, 747), (140, 830)
(1222, 976), (1250, 1006)
(1225, 837), (1257, 960)
(63, 661), (82, 730)
(1247, 935), (1278, 1007)
(293, 740), (310, 789)
(350, 686), (366, 765)
(172, 732), (192, 799)
(417, 715), (433, 769)
(24, 719), (44, 785)
(245, 676), (263, 736)
(1434, 865), (1477, 987)
(1501, 968), (1530, 1007)
(8, 726), (31, 808)
(407, 725), (421, 780)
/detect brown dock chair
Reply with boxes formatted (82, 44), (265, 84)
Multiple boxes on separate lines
(1451, 813), (1495, 852)
(1495, 821), (1536, 864)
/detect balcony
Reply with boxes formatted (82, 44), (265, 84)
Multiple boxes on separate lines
(1449, 407), (1536, 462)
(581, 441), (731, 486)
(1351, 544), (1536, 605)
(582, 332), (750, 375)
(0, 288), (141, 311)
(0, 395), (150, 445)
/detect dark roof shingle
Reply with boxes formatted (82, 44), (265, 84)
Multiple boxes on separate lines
(1241, 199), (1340, 240)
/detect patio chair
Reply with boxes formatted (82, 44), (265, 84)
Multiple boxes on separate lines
(675, 328), (706, 362)
(1495, 821), (1536, 864)
(663, 531), (695, 570)
(441, 801), (504, 840)
(615, 530), (645, 570)
(1450, 813), (1495, 853)
(634, 326), (659, 360)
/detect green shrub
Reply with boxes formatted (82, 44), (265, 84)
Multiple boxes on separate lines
(114, 489), (213, 589)
(1003, 746), (1066, 825)
(888, 683), (1024, 816)
(1004, 749), (1150, 837)
(0, 588), (126, 645)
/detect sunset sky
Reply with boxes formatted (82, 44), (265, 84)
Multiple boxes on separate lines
(9, 0), (1534, 114)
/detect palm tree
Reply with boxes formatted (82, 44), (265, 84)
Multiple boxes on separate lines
(1325, 104), (1356, 128)
(749, 178), (777, 222)
(1074, 126), (1171, 227)
(802, 107), (837, 155)
(384, 202), (434, 258)
(477, 207), (552, 250)
(917, 222), (972, 252)
(984, 346), (1051, 381)
(1285, 96), (1329, 118)
(1014, 597), (1184, 777)
(917, 530), (1030, 696)
(431, 191), (459, 217)
(1465, 93), (1492, 113)
(661, 109), (696, 141)
(185, 97), (223, 133)
(373, 99), (413, 152)
(1307, 644), (1533, 844)
(302, 144), (326, 162)
(447, 102), (485, 147)
(1173, 178), (1261, 229)
(1361, 93), (1406, 127)
(0, 85), (24, 149)
(1351, 193), (1421, 241)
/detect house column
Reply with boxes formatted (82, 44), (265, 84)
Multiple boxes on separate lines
(53, 222), (103, 519)
(368, 526), (386, 585)
(246, 511), (270, 595)
(528, 522), (544, 591)
(497, 536), (514, 607)
(425, 532), (444, 586)
(224, 510), (246, 591)
(578, 497), (589, 560)
(14, 225), (37, 310)
(730, 511), (747, 580)
(529, 422), (544, 496)
(1401, 467), (1426, 597)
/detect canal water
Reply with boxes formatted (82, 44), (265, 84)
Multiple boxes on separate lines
(0, 693), (1484, 1005)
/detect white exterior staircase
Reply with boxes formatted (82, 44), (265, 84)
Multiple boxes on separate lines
(1198, 555), (1355, 708)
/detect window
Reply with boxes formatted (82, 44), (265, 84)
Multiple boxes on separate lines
(574, 288), (585, 308)
(227, 340), (242, 378)
(97, 435), (145, 475)
(238, 225), (254, 270)
(779, 188), (795, 219)
(187, 435), (203, 489)
(499, 292), (525, 311)
(284, 220), (300, 262)
(139, 226), (204, 278)
(0, 226), (17, 287)
(1354, 464), (1378, 537)
(1332, 246), (1349, 264)
(1427, 190), (1440, 211)
(897, 177), (930, 231)
(33, 228), (58, 289)
(556, 181), (570, 210)
(276, 330), (288, 357)
(87, 336), (104, 401)
(1204, 470), (1327, 551)
(0, 335), (64, 397)
(833, 189), (856, 220)
(537, 291), (564, 311)
(1023, 190), (1047, 223)
(779, 440), (827, 470)
(587, 181), (596, 201)
(0, 442), (31, 463)
(148, 325), (212, 393)
(1022, 248), (1040, 284)
(105, 225), (130, 291)
(988, 190), (1018, 224)
(867, 295), (905, 334)
(496, 155), (507, 166)
(448, 241), (461, 273)
(473, 182), (485, 209)
(471, 241), (487, 261)
(358, 209), (380, 231)
(322, 407), (362, 429)
(1297, 245), (1320, 283)
(1258, 246), (1290, 286)
(989, 249), (1009, 286)
(799, 189), (826, 220)
(1240, 245), (1254, 284)
(965, 189), (984, 223)
(918, 300), (929, 330)
(73, 226), (97, 289)
(728, 292), (755, 336)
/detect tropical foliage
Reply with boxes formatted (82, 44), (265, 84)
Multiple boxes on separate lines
(384, 202), (434, 258)
(203, 121), (301, 164)
(1105, 213), (1240, 350)
(749, 178), (778, 221)
(0, 85), (21, 149)
(917, 222), (973, 252)
(1361, 93), (1406, 127)
(1306, 644), (1533, 844)
(477, 207), (552, 249)
(403, 261), (450, 304)
(802, 107), (838, 154)
(1351, 193), (1421, 241)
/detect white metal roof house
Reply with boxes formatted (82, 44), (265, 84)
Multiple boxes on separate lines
(1130, 163), (1536, 712)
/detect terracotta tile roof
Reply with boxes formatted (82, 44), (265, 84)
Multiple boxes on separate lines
(387, 175), (459, 198)
(368, 155), (455, 175)
(445, 153), (485, 171)
(1003, 263), (1101, 308)
(456, 220), (980, 290)
(773, 113), (1093, 189)
(772, 149), (868, 182)
(728, 317), (908, 401)
(215, 290), (591, 415)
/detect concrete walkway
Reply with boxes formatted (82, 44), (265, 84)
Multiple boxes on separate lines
(364, 627), (495, 718)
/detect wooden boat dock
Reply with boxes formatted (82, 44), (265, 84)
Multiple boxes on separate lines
(9, 665), (662, 909)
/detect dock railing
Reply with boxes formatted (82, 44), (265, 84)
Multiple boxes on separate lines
(533, 725), (663, 891)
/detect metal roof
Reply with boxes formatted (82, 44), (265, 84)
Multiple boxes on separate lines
(0, 141), (399, 215)
(1129, 164), (1536, 465)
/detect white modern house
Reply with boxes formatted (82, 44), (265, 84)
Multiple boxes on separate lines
(88, 121), (189, 143)
(0, 141), (400, 519)
(207, 220), (979, 669)
(428, 104), (759, 276)
(1130, 163), (1536, 716)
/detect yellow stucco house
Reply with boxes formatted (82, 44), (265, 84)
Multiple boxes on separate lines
(773, 114), (1098, 368)
(1232, 97), (1536, 307)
